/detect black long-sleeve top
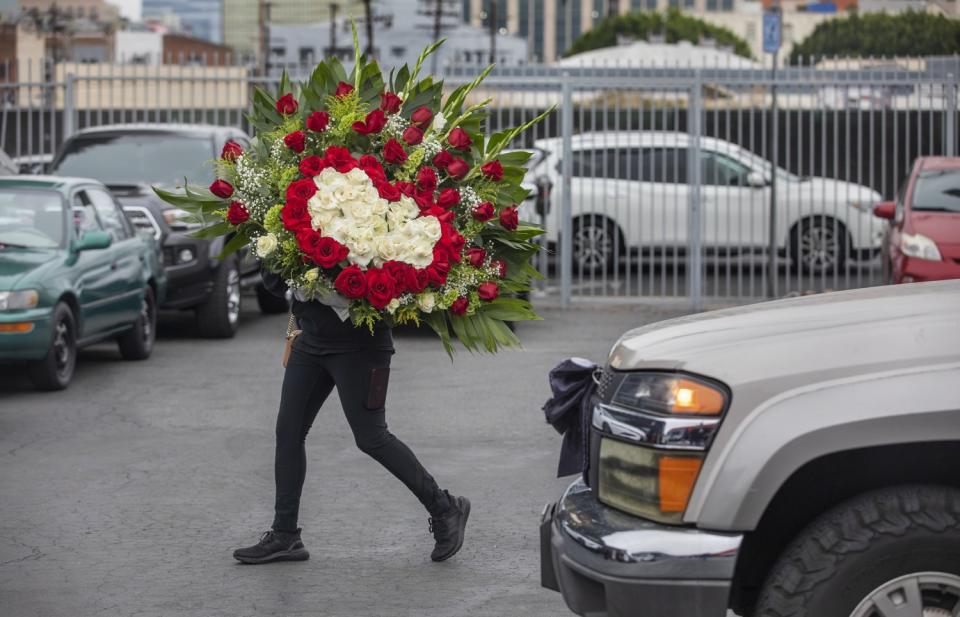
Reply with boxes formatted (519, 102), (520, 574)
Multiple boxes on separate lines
(261, 266), (393, 354)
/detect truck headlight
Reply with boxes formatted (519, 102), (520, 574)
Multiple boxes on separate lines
(901, 232), (942, 261)
(0, 290), (40, 311)
(612, 372), (727, 416)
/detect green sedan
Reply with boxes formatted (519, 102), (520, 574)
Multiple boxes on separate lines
(0, 176), (167, 390)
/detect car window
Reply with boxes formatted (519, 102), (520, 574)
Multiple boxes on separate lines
(86, 188), (129, 241)
(51, 132), (215, 187)
(702, 152), (750, 186)
(0, 189), (65, 248)
(561, 149), (619, 179)
(638, 147), (687, 184)
(911, 169), (960, 213)
(72, 192), (102, 234)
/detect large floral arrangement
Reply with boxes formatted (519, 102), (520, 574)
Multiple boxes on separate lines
(156, 30), (551, 354)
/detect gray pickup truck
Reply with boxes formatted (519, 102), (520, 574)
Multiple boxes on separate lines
(541, 280), (960, 617)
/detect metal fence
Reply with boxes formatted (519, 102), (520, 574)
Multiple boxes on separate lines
(2, 56), (957, 309)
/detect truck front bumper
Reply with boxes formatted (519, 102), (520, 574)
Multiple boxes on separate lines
(541, 479), (742, 617)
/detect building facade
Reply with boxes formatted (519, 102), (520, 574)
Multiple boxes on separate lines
(142, 0), (224, 43)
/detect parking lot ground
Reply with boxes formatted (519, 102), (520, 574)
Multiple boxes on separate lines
(0, 300), (687, 617)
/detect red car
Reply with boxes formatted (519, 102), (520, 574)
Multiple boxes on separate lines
(874, 156), (960, 283)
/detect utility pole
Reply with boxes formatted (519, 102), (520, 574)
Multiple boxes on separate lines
(416, 0), (457, 72)
(328, 3), (339, 58)
(488, 0), (497, 64)
(260, 1), (273, 76)
(363, 0), (374, 57)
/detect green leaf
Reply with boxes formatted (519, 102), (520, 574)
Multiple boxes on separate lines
(498, 151), (534, 167)
(217, 230), (250, 259)
(190, 221), (232, 240)
(423, 311), (455, 358)
(393, 65), (410, 96)
(480, 297), (541, 322)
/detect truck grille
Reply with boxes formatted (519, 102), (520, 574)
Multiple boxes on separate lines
(122, 206), (161, 241)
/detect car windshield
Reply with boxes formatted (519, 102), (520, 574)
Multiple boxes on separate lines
(0, 189), (65, 248)
(912, 169), (960, 213)
(51, 132), (215, 187)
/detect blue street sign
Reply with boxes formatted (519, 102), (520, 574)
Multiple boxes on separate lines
(763, 10), (782, 54)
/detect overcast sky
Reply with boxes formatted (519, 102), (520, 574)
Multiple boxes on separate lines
(109, 0), (141, 21)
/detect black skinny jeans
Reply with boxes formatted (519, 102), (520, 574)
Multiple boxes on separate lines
(272, 346), (449, 532)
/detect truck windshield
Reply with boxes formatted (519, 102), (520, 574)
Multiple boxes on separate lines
(0, 189), (65, 248)
(52, 133), (215, 187)
(913, 169), (960, 213)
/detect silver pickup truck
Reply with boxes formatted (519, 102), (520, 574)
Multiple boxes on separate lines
(541, 280), (960, 617)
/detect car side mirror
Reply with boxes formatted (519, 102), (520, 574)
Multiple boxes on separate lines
(76, 230), (112, 251)
(873, 201), (896, 220)
(747, 171), (767, 188)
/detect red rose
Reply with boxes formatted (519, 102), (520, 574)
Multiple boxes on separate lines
(220, 140), (243, 162)
(312, 236), (349, 268)
(226, 201), (249, 225)
(481, 160), (504, 181)
(359, 156), (387, 184)
(396, 181), (416, 197)
(439, 222), (465, 262)
(472, 201), (495, 221)
(299, 155), (326, 177)
(296, 228), (323, 257)
(383, 260), (418, 294)
(446, 157), (469, 179)
(436, 188), (460, 209)
(465, 247), (486, 268)
(334, 81), (354, 98)
(324, 146), (357, 173)
(449, 296), (468, 315)
(499, 205), (519, 231)
(209, 179), (234, 199)
(478, 282), (500, 301)
(286, 178), (317, 202)
(284, 130), (306, 153)
(282, 197), (310, 231)
(446, 127), (472, 150)
(306, 111), (330, 132)
(416, 166), (438, 193)
(382, 139), (407, 165)
(413, 268), (430, 293)
(432, 150), (453, 170)
(491, 259), (507, 278)
(426, 250), (450, 285)
(423, 205), (455, 224)
(276, 93), (298, 115)
(334, 265), (367, 299)
(364, 267), (396, 310)
(410, 106), (433, 129)
(352, 109), (387, 135)
(380, 92), (403, 114)
(402, 126), (424, 146)
(376, 181), (401, 202)
(413, 188), (435, 211)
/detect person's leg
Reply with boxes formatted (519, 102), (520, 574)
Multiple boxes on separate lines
(272, 350), (335, 532)
(323, 350), (452, 517)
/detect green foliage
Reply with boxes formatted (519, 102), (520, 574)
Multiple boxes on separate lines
(567, 9), (753, 59)
(789, 11), (960, 63)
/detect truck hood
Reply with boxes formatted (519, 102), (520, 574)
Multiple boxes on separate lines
(610, 281), (960, 389)
(0, 248), (61, 290)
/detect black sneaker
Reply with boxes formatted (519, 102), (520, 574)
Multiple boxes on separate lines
(429, 493), (470, 562)
(233, 529), (309, 564)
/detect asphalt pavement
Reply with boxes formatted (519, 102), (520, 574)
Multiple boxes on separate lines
(0, 298), (687, 617)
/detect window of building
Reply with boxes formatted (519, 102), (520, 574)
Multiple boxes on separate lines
(391, 46), (406, 58)
(298, 47), (314, 64)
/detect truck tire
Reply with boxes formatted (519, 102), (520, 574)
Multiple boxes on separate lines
(195, 259), (241, 339)
(754, 485), (960, 617)
(256, 282), (289, 314)
(117, 287), (156, 360)
(28, 302), (77, 391)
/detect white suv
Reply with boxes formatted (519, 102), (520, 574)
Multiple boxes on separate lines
(526, 132), (884, 275)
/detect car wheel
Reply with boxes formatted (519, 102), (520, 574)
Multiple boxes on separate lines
(573, 216), (622, 275)
(754, 485), (960, 617)
(256, 282), (289, 314)
(196, 259), (241, 338)
(117, 287), (156, 360)
(27, 302), (77, 391)
(790, 217), (849, 275)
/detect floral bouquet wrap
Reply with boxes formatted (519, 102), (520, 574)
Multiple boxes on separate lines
(155, 29), (552, 355)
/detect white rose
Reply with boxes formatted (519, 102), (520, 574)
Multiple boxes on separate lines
(376, 233), (406, 263)
(432, 112), (447, 133)
(386, 298), (401, 314)
(304, 267), (319, 282)
(311, 208), (339, 231)
(255, 232), (277, 257)
(343, 199), (373, 221)
(418, 216), (442, 242)
(347, 239), (375, 267)
(416, 292), (436, 313)
(324, 218), (351, 244)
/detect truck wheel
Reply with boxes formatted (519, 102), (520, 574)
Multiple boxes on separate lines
(256, 283), (289, 314)
(195, 259), (241, 339)
(117, 287), (156, 360)
(27, 302), (77, 391)
(754, 485), (960, 617)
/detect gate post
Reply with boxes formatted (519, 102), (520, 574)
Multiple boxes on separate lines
(560, 72), (573, 308)
(63, 73), (77, 140)
(687, 70), (704, 312)
(946, 73), (957, 157)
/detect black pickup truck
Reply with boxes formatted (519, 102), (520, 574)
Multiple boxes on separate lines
(49, 124), (287, 337)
